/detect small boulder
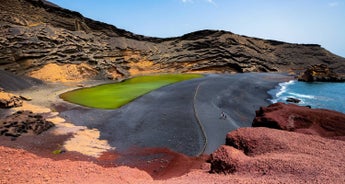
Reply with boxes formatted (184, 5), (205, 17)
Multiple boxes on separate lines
(286, 97), (301, 103)
(19, 95), (32, 101)
(208, 145), (248, 174)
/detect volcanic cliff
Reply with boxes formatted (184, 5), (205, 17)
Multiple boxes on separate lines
(1, 0), (344, 82)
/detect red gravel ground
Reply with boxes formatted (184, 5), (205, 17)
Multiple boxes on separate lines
(2, 126), (345, 183)
(0, 131), (208, 183)
(0, 146), (153, 184)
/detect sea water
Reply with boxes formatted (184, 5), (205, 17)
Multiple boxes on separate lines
(268, 80), (345, 113)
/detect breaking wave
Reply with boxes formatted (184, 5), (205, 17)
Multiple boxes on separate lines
(268, 80), (345, 113)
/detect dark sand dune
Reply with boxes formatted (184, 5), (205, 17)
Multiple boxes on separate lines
(59, 73), (291, 156)
(0, 70), (42, 91)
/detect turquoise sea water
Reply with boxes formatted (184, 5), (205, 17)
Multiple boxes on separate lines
(269, 80), (345, 113)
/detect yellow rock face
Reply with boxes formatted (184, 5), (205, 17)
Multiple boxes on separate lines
(0, 91), (23, 108)
(0, 91), (13, 101)
(128, 60), (160, 76)
(29, 63), (98, 82)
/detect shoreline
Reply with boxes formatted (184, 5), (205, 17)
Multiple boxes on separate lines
(196, 73), (293, 153)
(269, 79), (345, 114)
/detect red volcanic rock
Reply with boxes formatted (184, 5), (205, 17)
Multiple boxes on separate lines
(209, 103), (345, 181)
(209, 127), (345, 182)
(112, 147), (208, 180)
(252, 102), (345, 139)
(208, 145), (248, 174)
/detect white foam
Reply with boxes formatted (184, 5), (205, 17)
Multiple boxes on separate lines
(268, 80), (295, 103)
(287, 92), (315, 99)
(276, 80), (295, 97)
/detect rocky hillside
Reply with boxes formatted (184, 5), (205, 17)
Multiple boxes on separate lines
(1, 0), (344, 81)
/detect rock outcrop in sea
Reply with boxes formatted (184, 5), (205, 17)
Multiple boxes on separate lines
(298, 64), (345, 82)
(1, 0), (345, 82)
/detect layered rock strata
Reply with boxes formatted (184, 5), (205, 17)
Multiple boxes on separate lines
(1, 0), (344, 81)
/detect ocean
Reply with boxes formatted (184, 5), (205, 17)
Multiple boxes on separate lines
(269, 80), (345, 114)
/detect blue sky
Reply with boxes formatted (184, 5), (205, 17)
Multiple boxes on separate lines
(49, 0), (345, 57)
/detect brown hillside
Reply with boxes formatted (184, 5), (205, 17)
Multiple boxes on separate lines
(0, 0), (344, 81)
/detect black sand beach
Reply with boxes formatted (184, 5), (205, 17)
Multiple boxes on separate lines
(58, 73), (292, 156)
(0, 70), (42, 91)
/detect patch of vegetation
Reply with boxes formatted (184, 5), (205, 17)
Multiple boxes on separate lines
(52, 149), (65, 155)
(60, 74), (203, 109)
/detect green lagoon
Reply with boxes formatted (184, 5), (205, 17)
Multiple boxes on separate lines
(60, 74), (203, 109)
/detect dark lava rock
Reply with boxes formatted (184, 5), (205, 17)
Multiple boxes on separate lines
(286, 97), (301, 103)
(0, 110), (54, 137)
(1, 0), (345, 79)
(298, 64), (345, 82)
(252, 102), (345, 139)
(208, 127), (345, 181)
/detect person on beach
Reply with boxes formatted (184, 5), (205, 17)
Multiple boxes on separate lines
(220, 111), (227, 120)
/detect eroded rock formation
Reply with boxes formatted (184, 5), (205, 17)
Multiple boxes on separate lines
(298, 64), (345, 82)
(1, 0), (344, 81)
(252, 102), (345, 139)
(0, 110), (54, 137)
(0, 91), (23, 108)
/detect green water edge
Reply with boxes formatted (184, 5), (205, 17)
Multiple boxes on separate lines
(60, 73), (203, 109)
